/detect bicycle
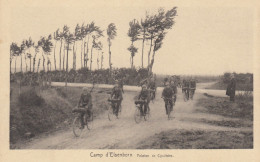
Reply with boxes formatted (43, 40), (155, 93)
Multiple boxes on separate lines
(134, 100), (150, 124)
(149, 89), (156, 102)
(107, 98), (121, 121)
(162, 97), (174, 120)
(72, 107), (93, 137)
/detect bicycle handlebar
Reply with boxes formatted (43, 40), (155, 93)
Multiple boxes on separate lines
(108, 98), (121, 102)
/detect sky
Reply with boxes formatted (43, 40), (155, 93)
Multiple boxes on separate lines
(8, 2), (255, 75)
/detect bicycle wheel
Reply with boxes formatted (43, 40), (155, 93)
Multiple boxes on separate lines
(73, 116), (83, 137)
(144, 106), (151, 121)
(86, 112), (93, 130)
(190, 91), (194, 100)
(166, 104), (171, 120)
(134, 108), (142, 124)
(108, 106), (116, 121)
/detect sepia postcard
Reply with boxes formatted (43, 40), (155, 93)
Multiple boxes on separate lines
(0, 0), (259, 161)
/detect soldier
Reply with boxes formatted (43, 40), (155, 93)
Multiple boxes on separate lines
(137, 85), (150, 116)
(169, 80), (177, 104)
(78, 87), (93, 129)
(189, 78), (196, 100)
(226, 74), (236, 102)
(110, 83), (123, 116)
(162, 82), (174, 114)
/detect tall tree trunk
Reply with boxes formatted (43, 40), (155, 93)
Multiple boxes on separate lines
(33, 53), (37, 72)
(81, 40), (83, 68)
(20, 54), (23, 72)
(97, 52), (99, 70)
(65, 43), (69, 88)
(108, 39), (112, 74)
(24, 55), (28, 72)
(42, 53), (45, 72)
(130, 56), (132, 68)
(141, 31), (146, 68)
(73, 41), (76, 70)
(63, 45), (65, 71)
(15, 57), (17, 73)
(37, 58), (41, 73)
(131, 55), (134, 69)
(59, 40), (63, 70)
(90, 45), (94, 71)
(86, 35), (90, 69)
(149, 45), (157, 73)
(53, 41), (57, 70)
(147, 36), (153, 68)
(83, 38), (86, 67)
(30, 57), (31, 72)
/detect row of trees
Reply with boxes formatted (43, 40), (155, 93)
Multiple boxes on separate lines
(10, 22), (117, 74)
(10, 7), (178, 77)
(127, 7), (177, 73)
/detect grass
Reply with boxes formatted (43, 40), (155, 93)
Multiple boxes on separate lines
(136, 129), (253, 149)
(10, 84), (111, 147)
(206, 82), (253, 91)
(197, 93), (253, 121)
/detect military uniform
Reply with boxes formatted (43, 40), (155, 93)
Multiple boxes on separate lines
(78, 92), (92, 128)
(138, 88), (150, 115)
(162, 86), (174, 113)
(226, 78), (236, 101)
(111, 86), (123, 115)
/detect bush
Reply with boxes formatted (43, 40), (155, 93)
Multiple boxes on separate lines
(11, 67), (151, 86)
(18, 88), (44, 106)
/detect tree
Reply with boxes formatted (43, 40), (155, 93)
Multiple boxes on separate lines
(96, 42), (103, 70)
(53, 29), (61, 70)
(10, 42), (20, 73)
(91, 37), (102, 71)
(80, 23), (87, 68)
(19, 41), (26, 72)
(107, 23), (117, 74)
(33, 43), (40, 72)
(63, 27), (75, 88)
(62, 26), (69, 71)
(55, 28), (63, 70)
(140, 15), (150, 68)
(127, 45), (138, 68)
(73, 24), (82, 70)
(39, 35), (53, 72)
(144, 7), (177, 73)
(25, 37), (34, 72)
(86, 22), (103, 69)
(127, 19), (141, 68)
(149, 7), (177, 73)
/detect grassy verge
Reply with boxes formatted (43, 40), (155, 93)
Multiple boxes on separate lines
(10, 84), (110, 148)
(206, 82), (253, 91)
(136, 129), (253, 149)
(196, 93), (253, 121)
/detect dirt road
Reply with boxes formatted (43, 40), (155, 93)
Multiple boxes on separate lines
(18, 86), (251, 149)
